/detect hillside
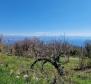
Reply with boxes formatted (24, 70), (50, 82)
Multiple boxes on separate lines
(0, 54), (91, 84)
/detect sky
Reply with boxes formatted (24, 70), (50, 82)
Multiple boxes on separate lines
(0, 0), (91, 36)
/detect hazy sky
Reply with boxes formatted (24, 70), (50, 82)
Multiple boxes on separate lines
(0, 0), (91, 36)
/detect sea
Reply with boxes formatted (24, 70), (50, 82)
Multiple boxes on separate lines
(3, 35), (91, 47)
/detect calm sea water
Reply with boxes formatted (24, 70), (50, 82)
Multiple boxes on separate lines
(4, 36), (91, 46)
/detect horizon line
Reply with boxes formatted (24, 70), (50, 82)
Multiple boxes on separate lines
(0, 32), (91, 37)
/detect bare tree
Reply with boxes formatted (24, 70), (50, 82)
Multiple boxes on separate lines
(31, 40), (64, 76)
(85, 40), (91, 58)
(0, 34), (4, 52)
(84, 40), (91, 67)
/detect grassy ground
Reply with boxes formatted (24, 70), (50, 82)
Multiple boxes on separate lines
(0, 54), (91, 84)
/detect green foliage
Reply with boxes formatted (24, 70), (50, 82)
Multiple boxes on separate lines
(0, 54), (91, 84)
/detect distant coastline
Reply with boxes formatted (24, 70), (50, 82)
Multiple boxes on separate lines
(3, 35), (91, 46)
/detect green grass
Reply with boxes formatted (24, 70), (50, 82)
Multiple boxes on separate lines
(0, 54), (91, 84)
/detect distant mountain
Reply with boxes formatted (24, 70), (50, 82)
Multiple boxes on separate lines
(3, 35), (91, 46)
